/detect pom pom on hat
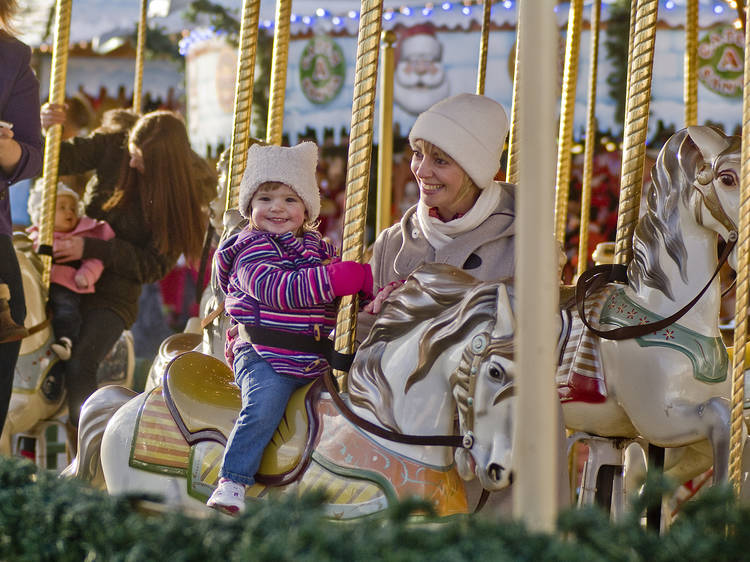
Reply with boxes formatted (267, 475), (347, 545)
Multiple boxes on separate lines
(408, 93), (508, 189)
(238, 142), (321, 221)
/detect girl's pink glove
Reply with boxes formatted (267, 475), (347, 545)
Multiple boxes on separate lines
(326, 261), (373, 298)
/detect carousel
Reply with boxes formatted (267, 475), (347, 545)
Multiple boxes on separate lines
(7, 0), (750, 534)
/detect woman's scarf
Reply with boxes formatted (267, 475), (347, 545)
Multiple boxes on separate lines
(416, 182), (503, 250)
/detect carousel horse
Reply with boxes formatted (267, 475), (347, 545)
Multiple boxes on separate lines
(1, 231), (134, 466)
(454, 126), (743, 506)
(65, 265), (520, 517)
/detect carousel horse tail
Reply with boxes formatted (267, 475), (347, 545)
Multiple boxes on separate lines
(59, 385), (137, 489)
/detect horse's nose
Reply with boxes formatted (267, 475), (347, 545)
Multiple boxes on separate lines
(488, 463), (505, 482)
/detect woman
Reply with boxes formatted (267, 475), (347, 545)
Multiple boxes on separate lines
(41, 106), (216, 427)
(366, 93), (514, 314)
(364, 93), (570, 514)
(0, 0), (43, 434)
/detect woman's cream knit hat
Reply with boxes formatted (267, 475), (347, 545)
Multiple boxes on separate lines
(239, 142), (321, 220)
(408, 93), (509, 189)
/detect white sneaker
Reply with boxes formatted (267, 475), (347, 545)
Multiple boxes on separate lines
(206, 477), (246, 515)
(50, 337), (72, 361)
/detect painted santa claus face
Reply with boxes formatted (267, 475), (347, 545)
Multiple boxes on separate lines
(394, 25), (451, 115)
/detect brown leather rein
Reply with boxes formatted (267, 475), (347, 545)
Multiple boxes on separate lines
(322, 372), (467, 449)
(576, 232), (737, 340)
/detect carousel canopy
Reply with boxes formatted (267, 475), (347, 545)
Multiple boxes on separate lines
(16, 0), (739, 49)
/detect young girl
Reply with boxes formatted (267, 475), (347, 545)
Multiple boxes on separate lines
(28, 185), (114, 359)
(206, 141), (372, 515)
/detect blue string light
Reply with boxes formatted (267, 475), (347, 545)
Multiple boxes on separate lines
(442, 2), (452, 10)
(713, 4), (724, 13)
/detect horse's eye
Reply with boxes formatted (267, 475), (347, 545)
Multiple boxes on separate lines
(719, 172), (737, 187)
(489, 366), (505, 380)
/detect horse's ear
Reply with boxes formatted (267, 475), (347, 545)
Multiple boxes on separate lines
(492, 284), (515, 338)
(686, 126), (729, 166)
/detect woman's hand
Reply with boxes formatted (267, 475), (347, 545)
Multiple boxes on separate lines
(40, 103), (67, 132)
(53, 236), (84, 262)
(363, 281), (402, 315)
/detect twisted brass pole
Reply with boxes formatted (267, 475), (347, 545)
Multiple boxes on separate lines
(39, 0), (72, 289)
(684, 0), (698, 127)
(376, 30), (396, 235)
(266, 0), (292, 145)
(728, 0), (750, 493)
(334, 0), (383, 391)
(506, 22), (521, 184)
(476, 0), (492, 95)
(132, 0), (147, 114)
(226, 0), (262, 213)
(553, 0), (583, 245)
(577, 0), (601, 277)
(614, 0), (658, 266)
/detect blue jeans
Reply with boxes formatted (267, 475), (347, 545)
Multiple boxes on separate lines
(49, 283), (82, 342)
(220, 347), (310, 486)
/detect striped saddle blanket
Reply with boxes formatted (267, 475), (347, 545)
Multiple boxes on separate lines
(555, 286), (612, 404)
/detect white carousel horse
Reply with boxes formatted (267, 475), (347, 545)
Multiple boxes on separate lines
(65, 265), (525, 517)
(1, 231), (134, 466)
(455, 126), (743, 505)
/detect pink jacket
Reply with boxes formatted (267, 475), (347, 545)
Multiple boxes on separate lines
(29, 216), (115, 293)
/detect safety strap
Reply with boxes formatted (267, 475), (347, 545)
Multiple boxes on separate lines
(239, 324), (355, 372)
(575, 234), (737, 340)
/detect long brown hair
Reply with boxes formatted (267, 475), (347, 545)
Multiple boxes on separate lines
(103, 111), (216, 264)
(0, 0), (19, 35)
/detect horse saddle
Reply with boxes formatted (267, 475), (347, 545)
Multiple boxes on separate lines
(162, 351), (320, 483)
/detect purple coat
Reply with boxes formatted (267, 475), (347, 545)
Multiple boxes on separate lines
(0, 34), (43, 236)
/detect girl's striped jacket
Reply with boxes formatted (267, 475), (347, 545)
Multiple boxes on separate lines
(215, 228), (339, 379)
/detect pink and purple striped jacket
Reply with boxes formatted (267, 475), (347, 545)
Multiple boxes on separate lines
(215, 228), (338, 379)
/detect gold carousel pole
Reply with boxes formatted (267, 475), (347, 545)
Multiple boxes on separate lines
(375, 30), (395, 235)
(577, 0), (601, 278)
(684, 0), (698, 127)
(39, 0), (73, 289)
(334, 0), (384, 391)
(132, 0), (147, 114)
(506, 22), (521, 184)
(266, 0), (292, 145)
(553, 0), (583, 245)
(226, 0), (262, 212)
(476, 0), (492, 95)
(613, 0), (658, 265)
(728, 0), (750, 493)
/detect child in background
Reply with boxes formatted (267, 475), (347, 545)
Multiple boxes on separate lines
(206, 142), (372, 515)
(28, 185), (114, 359)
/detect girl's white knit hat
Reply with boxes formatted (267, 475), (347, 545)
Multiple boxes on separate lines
(239, 142), (321, 221)
(408, 93), (509, 189)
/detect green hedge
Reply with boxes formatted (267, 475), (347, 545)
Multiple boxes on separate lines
(0, 455), (747, 561)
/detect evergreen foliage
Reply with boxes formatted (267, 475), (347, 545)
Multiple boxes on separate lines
(0, 456), (749, 561)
